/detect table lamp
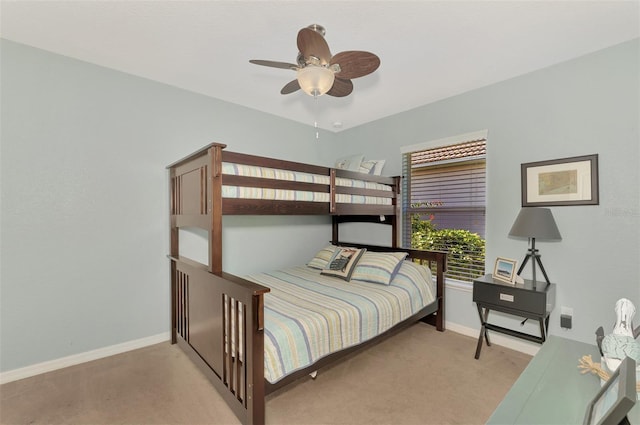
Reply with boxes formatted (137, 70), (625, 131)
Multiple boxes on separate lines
(508, 207), (561, 287)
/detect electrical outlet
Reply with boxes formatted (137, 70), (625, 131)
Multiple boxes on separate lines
(560, 306), (573, 329)
(561, 314), (572, 329)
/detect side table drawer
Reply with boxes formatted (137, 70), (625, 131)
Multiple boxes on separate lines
(473, 280), (554, 316)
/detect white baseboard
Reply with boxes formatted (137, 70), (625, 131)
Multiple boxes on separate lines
(0, 332), (170, 385)
(445, 321), (540, 357)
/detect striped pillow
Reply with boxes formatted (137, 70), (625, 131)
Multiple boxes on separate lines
(351, 251), (409, 285)
(307, 244), (337, 269)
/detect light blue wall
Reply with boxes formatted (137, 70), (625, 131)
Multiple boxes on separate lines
(1, 38), (638, 373)
(0, 40), (335, 372)
(328, 38), (640, 345)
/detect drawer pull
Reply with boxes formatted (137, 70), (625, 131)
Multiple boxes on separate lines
(500, 293), (514, 302)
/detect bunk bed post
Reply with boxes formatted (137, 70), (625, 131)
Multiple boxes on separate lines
(434, 252), (447, 331)
(391, 218), (398, 248)
(329, 169), (336, 213)
(169, 170), (179, 344)
(392, 176), (401, 248)
(208, 144), (224, 276)
(247, 292), (266, 425)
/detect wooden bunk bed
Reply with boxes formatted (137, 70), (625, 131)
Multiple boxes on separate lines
(167, 142), (447, 425)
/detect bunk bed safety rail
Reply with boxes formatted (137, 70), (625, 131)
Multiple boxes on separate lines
(167, 143), (400, 230)
(220, 149), (398, 216)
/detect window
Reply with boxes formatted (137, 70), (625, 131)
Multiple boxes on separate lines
(402, 132), (487, 282)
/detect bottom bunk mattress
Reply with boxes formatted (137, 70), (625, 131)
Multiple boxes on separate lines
(243, 261), (436, 383)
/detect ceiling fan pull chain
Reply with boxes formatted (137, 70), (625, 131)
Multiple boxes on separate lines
(314, 93), (320, 140)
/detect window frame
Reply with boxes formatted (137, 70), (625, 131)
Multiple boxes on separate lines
(401, 130), (488, 286)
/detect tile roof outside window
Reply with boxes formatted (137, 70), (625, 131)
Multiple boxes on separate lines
(411, 140), (486, 166)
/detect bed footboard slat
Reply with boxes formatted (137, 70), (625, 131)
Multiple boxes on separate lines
(175, 270), (189, 341)
(235, 298), (244, 401)
(223, 295), (247, 403)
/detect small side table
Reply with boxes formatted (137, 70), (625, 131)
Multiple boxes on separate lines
(473, 273), (556, 359)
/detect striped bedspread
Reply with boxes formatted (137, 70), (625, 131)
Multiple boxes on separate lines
(221, 162), (392, 205)
(244, 262), (436, 383)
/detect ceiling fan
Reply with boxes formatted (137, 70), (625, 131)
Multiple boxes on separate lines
(249, 24), (380, 98)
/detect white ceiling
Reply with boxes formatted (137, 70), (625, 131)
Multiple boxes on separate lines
(2, 1), (639, 132)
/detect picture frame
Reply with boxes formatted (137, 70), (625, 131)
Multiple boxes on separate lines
(521, 154), (599, 207)
(583, 356), (636, 425)
(492, 257), (518, 284)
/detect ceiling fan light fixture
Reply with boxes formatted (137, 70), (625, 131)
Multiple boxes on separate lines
(250, 24), (379, 98)
(297, 66), (335, 97)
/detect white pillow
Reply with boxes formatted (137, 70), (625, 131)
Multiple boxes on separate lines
(359, 159), (386, 176)
(335, 154), (364, 172)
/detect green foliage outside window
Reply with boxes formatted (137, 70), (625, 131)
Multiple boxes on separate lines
(410, 202), (485, 282)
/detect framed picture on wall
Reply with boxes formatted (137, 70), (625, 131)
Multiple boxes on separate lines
(521, 154), (599, 207)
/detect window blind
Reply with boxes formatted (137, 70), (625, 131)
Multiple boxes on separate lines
(403, 139), (487, 282)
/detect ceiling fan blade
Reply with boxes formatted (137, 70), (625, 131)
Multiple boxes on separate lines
(297, 27), (331, 65)
(330, 51), (380, 79)
(250, 59), (298, 70)
(327, 78), (353, 97)
(280, 79), (301, 95)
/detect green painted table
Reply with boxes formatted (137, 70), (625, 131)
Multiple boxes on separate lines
(488, 335), (639, 424)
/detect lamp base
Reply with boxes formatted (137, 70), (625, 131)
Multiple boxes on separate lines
(517, 249), (551, 288)
(516, 237), (551, 289)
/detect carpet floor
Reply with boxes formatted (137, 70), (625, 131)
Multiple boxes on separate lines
(1, 323), (531, 424)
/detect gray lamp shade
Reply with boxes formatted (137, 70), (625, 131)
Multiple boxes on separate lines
(509, 207), (562, 240)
